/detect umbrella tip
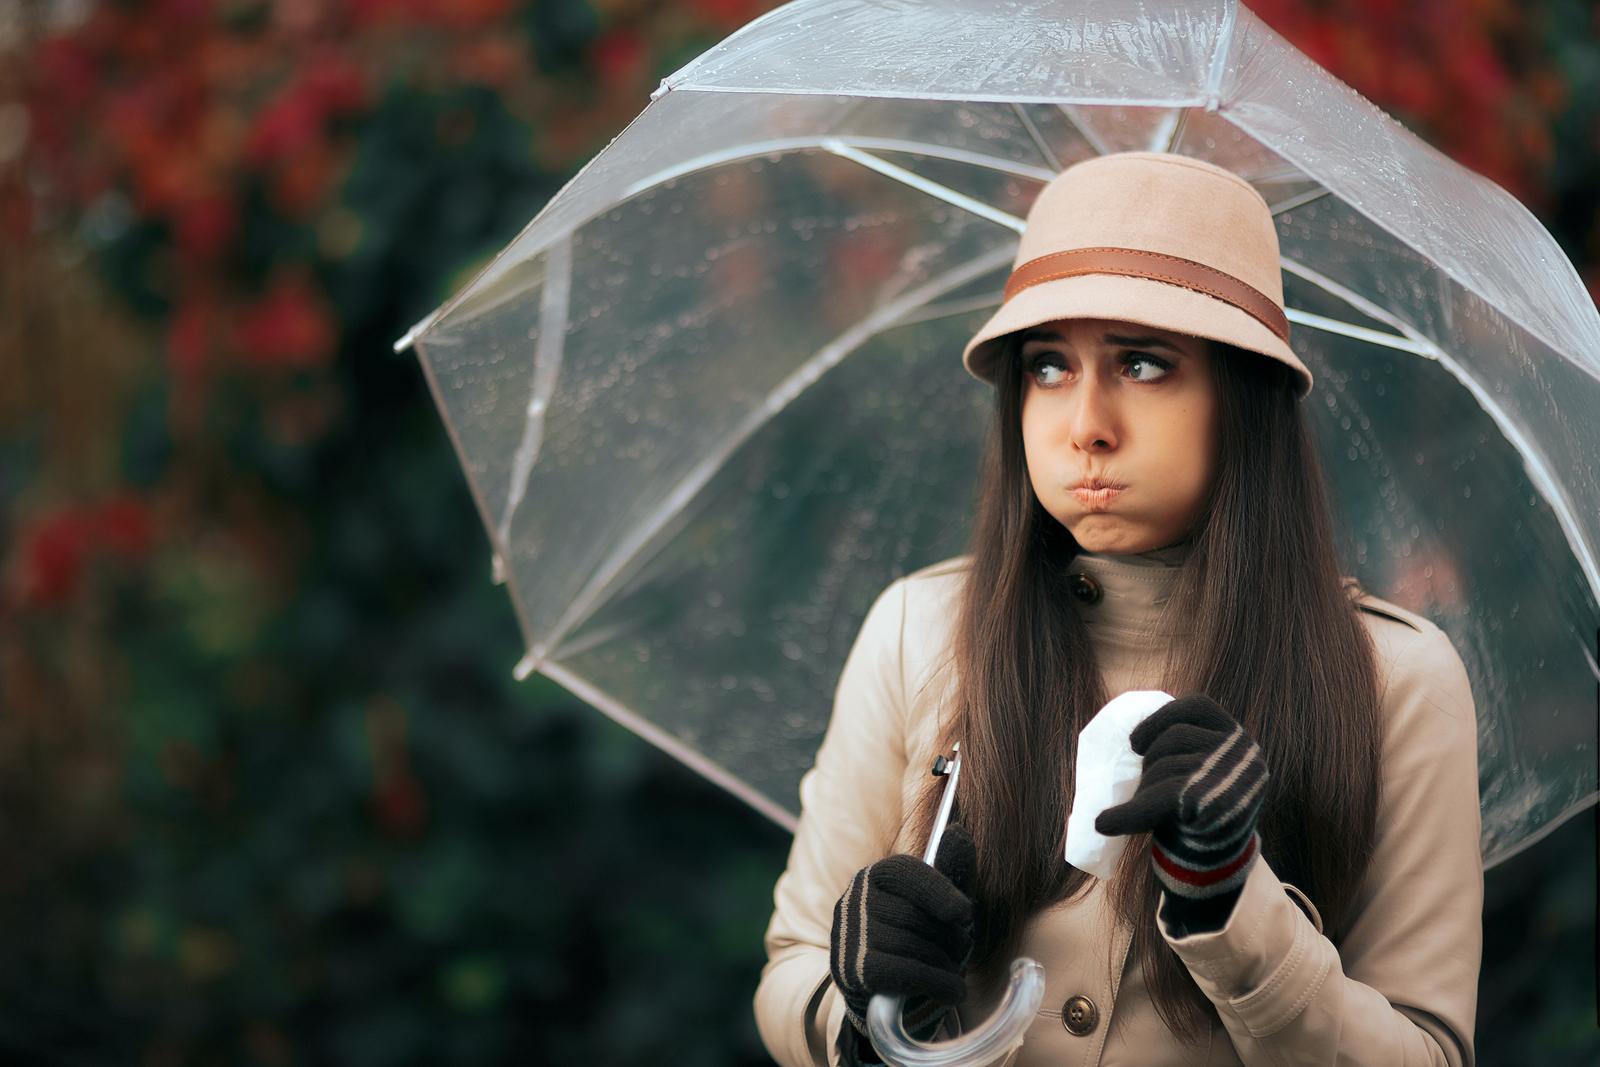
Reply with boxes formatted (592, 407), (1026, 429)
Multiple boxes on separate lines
(392, 310), (440, 354)
(513, 647), (544, 681)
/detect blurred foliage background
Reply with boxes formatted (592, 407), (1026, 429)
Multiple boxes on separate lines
(0, 0), (1595, 1064)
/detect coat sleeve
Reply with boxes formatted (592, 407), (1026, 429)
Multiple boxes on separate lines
(1161, 621), (1482, 1067)
(754, 579), (918, 1067)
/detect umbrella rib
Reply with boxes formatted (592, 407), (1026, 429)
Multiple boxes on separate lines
(1253, 165), (1320, 183)
(892, 290), (1005, 328)
(1010, 103), (1062, 172)
(497, 236), (573, 550)
(1268, 186), (1332, 216)
(536, 659), (800, 832)
(1483, 791), (1599, 869)
(1057, 104), (1112, 156)
(521, 243), (1020, 668)
(424, 140), (1043, 349)
(1205, 0), (1241, 111)
(1282, 256), (1600, 606)
(547, 620), (635, 663)
(1151, 108), (1189, 153)
(621, 137), (1056, 199)
(1283, 308), (1428, 355)
(821, 139), (1026, 232)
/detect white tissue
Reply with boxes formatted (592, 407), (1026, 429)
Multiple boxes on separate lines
(1064, 690), (1174, 880)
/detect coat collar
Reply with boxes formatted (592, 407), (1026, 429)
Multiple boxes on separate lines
(1067, 549), (1188, 638)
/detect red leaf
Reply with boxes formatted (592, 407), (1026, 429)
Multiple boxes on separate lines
(413, 0), (516, 30)
(346, 0), (419, 27)
(245, 95), (323, 166)
(174, 195), (237, 263)
(691, 0), (762, 29)
(167, 301), (210, 382)
(591, 30), (647, 85)
(302, 55), (370, 115)
(157, 0), (213, 22)
(1386, 56), (1441, 118)
(21, 512), (92, 607)
(96, 495), (155, 560)
(233, 273), (338, 369)
(245, 56), (369, 167)
(34, 40), (100, 111)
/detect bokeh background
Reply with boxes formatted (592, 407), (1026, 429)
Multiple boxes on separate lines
(0, 0), (1596, 1064)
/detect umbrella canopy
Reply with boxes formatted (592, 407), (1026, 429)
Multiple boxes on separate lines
(399, 0), (1600, 867)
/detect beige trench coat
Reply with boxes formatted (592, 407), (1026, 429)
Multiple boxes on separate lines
(755, 556), (1482, 1067)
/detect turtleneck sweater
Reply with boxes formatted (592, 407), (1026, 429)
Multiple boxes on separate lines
(1066, 550), (1188, 698)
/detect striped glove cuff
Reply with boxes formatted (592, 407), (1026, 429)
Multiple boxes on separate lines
(1152, 829), (1260, 899)
(1152, 720), (1269, 900)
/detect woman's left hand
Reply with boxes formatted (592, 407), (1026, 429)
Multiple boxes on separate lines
(1094, 694), (1270, 924)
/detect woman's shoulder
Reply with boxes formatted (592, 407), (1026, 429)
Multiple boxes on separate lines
(1346, 583), (1476, 739)
(1346, 582), (1457, 666)
(892, 556), (970, 635)
(852, 557), (970, 683)
(902, 555), (971, 591)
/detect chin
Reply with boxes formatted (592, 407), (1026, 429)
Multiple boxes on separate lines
(1078, 538), (1156, 556)
(1068, 522), (1165, 556)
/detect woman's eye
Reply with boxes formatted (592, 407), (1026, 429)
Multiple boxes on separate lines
(1123, 354), (1173, 381)
(1031, 359), (1068, 385)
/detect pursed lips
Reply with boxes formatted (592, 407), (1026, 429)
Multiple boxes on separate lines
(1070, 477), (1126, 511)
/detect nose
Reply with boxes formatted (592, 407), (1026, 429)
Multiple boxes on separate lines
(1068, 375), (1118, 454)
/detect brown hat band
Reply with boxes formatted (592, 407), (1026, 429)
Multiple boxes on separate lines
(1002, 247), (1291, 344)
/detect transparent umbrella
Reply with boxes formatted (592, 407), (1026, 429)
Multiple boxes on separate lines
(396, 0), (1599, 872)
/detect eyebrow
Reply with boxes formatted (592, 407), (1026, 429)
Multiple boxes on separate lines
(1019, 330), (1185, 354)
(1102, 333), (1184, 353)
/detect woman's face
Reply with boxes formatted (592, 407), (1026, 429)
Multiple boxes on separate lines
(1019, 318), (1220, 555)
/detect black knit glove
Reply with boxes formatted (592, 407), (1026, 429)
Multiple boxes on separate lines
(1095, 694), (1269, 930)
(830, 823), (976, 1057)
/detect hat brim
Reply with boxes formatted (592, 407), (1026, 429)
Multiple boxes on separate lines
(962, 274), (1312, 398)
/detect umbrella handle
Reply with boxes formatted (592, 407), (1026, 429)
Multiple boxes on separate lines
(866, 959), (1046, 1067)
(864, 744), (1046, 1067)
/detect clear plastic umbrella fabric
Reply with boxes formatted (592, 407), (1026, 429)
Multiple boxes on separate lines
(401, 0), (1600, 868)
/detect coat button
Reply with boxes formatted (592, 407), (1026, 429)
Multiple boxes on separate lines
(1065, 572), (1101, 604)
(1062, 995), (1098, 1036)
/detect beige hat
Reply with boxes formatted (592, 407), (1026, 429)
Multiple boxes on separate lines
(963, 152), (1310, 397)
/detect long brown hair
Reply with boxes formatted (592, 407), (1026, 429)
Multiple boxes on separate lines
(922, 339), (1381, 1040)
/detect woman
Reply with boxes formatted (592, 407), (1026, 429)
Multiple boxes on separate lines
(754, 153), (1482, 1067)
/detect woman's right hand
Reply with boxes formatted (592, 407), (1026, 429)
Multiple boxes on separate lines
(829, 824), (977, 1040)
